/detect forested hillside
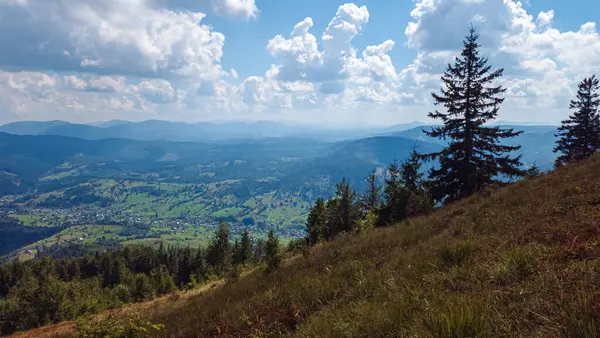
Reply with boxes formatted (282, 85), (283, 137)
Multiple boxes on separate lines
(15, 152), (600, 338)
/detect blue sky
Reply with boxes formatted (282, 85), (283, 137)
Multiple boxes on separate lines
(0, 0), (599, 126)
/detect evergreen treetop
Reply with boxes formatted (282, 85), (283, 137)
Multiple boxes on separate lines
(420, 26), (524, 204)
(554, 75), (600, 166)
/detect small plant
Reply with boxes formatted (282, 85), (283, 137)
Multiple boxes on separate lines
(438, 241), (477, 268)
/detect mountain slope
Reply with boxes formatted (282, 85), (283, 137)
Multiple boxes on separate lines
(394, 125), (559, 170)
(30, 155), (600, 337)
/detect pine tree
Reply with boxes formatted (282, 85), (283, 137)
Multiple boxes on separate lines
(525, 162), (543, 178)
(401, 149), (433, 217)
(361, 170), (381, 213)
(306, 198), (327, 244)
(264, 229), (281, 273)
(237, 230), (254, 265)
(378, 162), (407, 225)
(0, 265), (10, 298)
(554, 75), (600, 166)
(206, 221), (231, 276)
(193, 246), (207, 281)
(421, 26), (524, 203)
(324, 178), (359, 239)
(254, 239), (265, 260)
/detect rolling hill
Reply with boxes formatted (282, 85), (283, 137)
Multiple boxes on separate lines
(19, 154), (600, 337)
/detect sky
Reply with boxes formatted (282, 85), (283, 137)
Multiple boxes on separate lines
(0, 0), (599, 127)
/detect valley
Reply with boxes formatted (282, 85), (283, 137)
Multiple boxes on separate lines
(0, 121), (558, 261)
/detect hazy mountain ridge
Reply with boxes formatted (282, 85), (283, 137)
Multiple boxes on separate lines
(0, 120), (429, 142)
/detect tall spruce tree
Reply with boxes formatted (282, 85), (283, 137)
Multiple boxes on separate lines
(401, 149), (433, 217)
(264, 229), (281, 273)
(421, 27), (524, 203)
(306, 197), (327, 244)
(554, 75), (600, 166)
(361, 170), (382, 213)
(378, 161), (407, 225)
(325, 178), (359, 239)
(206, 221), (231, 275)
(234, 230), (254, 265)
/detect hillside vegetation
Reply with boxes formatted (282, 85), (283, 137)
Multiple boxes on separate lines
(25, 154), (600, 337)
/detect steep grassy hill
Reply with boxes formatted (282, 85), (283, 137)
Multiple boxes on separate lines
(15, 156), (600, 337)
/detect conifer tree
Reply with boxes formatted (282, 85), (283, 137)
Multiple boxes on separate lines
(306, 197), (327, 244)
(254, 239), (265, 260)
(401, 149), (433, 217)
(324, 178), (359, 239)
(0, 265), (10, 298)
(361, 170), (382, 213)
(525, 162), (543, 178)
(378, 162), (407, 225)
(421, 26), (524, 203)
(206, 221), (231, 276)
(554, 75), (600, 166)
(193, 246), (207, 281)
(234, 230), (254, 265)
(264, 229), (281, 272)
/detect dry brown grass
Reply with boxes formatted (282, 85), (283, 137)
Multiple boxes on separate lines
(18, 155), (600, 337)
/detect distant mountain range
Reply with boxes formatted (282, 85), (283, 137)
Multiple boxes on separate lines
(0, 120), (428, 142)
(0, 120), (560, 196)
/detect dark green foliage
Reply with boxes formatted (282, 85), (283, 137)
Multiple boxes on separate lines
(264, 230), (281, 273)
(361, 170), (382, 213)
(233, 230), (254, 266)
(0, 266), (9, 298)
(420, 27), (524, 204)
(378, 161), (408, 226)
(554, 75), (600, 166)
(0, 225), (266, 336)
(306, 198), (327, 244)
(206, 221), (231, 275)
(324, 179), (360, 240)
(401, 150), (434, 218)
(525, 162), (543, 178)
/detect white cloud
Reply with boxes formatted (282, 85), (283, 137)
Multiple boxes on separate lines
(129, 79), (177, 104)
(266, 4), (381, 86)
(536, 10), (554, 28)
(400, 0), (600, 123)
(0, 0), (226, 80)
(1, 0), (600, 126)
(153, 0), (258, 19)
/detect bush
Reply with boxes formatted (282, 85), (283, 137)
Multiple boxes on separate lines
(113, 284), (132, 304)
(131, 274), (153, 302)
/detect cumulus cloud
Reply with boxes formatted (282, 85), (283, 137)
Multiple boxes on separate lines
(0, 0), (225, 79)
(400, 0), (600, 122)
(1, 0), (600, 126)
(266, 3), (387, 86)
(153, 0), (258, 19)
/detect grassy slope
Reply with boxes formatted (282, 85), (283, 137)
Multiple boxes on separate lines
(18, 156), (600, 337)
